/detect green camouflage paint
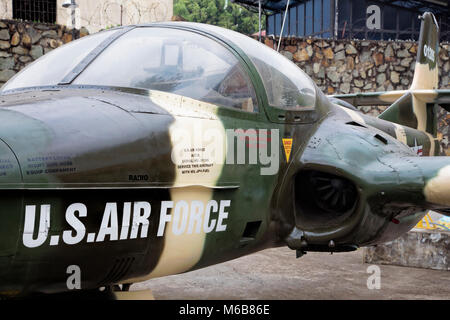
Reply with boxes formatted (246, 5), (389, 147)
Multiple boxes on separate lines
(0, 15), (450, 297)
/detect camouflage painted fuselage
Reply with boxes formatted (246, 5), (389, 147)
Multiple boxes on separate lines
(1, 15), (450, 297)
(0, 83), (445, 297)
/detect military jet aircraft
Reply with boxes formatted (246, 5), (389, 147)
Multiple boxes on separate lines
(0, 12), (449, 298)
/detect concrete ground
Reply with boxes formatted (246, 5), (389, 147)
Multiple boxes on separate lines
(132, 247), (450, 300)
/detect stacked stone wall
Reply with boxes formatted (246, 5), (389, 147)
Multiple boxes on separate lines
(0, 19), (88, 86)
(0, 20), (449, 152)
(260, 36), (450, 153)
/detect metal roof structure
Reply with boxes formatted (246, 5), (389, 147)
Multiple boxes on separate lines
(232, 0), (448, 14)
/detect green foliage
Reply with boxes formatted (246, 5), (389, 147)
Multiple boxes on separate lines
(174, 0), (265, 35)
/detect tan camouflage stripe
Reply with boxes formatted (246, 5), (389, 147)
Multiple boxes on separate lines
(424, 165), (450, 206)
(393, 124), (408, 145)
(339, 105), (366, 124)
(425, 131), (437, 156)
(411, 61), (439, 91)
(411, 95), (427, 132)
(126, 92), (227, 282)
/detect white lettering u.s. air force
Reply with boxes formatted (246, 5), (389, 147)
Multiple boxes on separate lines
(22, 200), (231, 248)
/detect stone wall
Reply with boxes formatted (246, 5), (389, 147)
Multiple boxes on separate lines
(56, 0), (173, 33)
(0, 19), (88, 87)
(1, 20), (450, 151)
(265, 36), (450, 94)
(0, 0), (173, 33)
(260, 36), (450, 154)
(363, 229), (450, 271)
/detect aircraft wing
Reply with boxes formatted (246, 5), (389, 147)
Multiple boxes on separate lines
(329, 89), (450, 108)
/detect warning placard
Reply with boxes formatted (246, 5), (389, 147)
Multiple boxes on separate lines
(282, 138), (293, 162)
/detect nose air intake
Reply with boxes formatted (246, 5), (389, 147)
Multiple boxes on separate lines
(294, 170), (359, 229)
(308, 171), (358, 213)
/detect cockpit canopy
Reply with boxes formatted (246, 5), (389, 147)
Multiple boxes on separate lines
(1, 23), (316, 112)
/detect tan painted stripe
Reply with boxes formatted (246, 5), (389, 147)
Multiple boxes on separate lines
(411, 63), (439, 90)
(424, 165), (450, 207)
(411, 95), (427, 132)
(409, 90), (439, 103)
(149, 186), (215, 278)
(410, 62), (438, 133)
(114, 290), (155, 300)
(378, 91), (407, 103)
(393, 124), (408, 145)
(338, 105), (366, 124)
(126, 92), (226, 283)
(424, 131), (438, 156)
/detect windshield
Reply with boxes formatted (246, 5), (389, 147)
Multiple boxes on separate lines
(1, 29), (118, 92)
(0, 25), (261, 113)
(73, 27), (258, 112)
(197, 23), (317, 110)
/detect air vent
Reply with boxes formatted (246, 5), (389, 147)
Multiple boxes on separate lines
(374, 134), (388, 144)
(346, 121), (367, 128)
(240, 221), (262, 246)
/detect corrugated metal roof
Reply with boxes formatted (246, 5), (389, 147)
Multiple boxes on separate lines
(231, 0), (302, 12)
(232, 0), (448, 14)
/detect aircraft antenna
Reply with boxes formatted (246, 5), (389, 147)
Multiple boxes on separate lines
(277, 0), (290, 52)
(258, 0), (262, 42)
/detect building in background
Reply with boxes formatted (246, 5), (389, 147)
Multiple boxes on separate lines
(0, 0), (173, 33)
(234, 0), (449, 41)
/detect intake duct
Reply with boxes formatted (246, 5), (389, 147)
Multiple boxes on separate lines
(295, 170), (358, 228)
